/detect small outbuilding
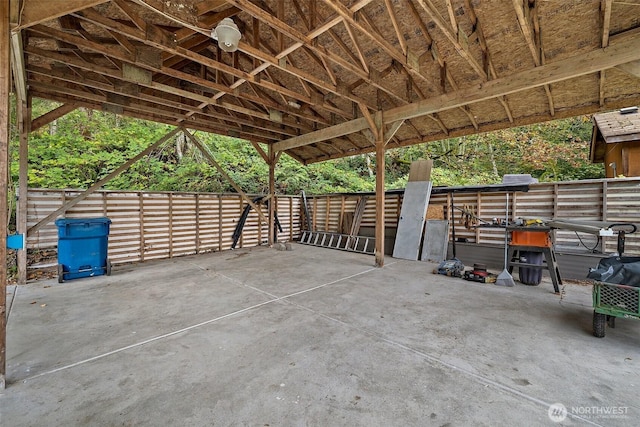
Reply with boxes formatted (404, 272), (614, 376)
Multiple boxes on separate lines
(591, 107), (640, 178)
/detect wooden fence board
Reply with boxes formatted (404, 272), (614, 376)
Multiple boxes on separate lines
(26, 189), (301, 267)
(307, 178), (640, 255)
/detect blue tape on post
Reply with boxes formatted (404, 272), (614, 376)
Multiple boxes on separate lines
(7, 234), (25, 250)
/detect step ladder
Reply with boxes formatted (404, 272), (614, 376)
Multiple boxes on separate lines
(299, 231), (375, 254)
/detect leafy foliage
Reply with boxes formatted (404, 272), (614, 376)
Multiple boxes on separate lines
(9, 98), (604, 196)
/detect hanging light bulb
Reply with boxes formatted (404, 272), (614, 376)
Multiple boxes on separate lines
(211, 18), (241, 52)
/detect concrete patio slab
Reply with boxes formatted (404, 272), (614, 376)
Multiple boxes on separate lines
(1, 244), (638, 426)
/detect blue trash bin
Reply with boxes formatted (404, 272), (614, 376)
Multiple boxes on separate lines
(55, 217), (112, 282)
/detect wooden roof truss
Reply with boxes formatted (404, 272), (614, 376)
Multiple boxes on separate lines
(8, 0), (640, 164)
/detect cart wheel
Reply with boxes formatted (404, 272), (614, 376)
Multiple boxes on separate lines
(106, 259), (112, 276)
(593, 311), (606, 338)
(607, 315), (616, 329)
(57, 264), (64, 284)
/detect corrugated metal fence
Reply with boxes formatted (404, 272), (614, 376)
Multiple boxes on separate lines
(306, 178), (640, 255)
(27, 189), (301, 264)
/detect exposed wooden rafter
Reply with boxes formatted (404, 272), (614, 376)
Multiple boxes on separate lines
(600, 0), (613, 106)
(414, 0), (487, 79)
(512, 0), (554, 116)
(6, 0), (640, 166)
(274, 34), (640, 151)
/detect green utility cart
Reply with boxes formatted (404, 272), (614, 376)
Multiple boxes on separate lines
(592, 281), (640, 338)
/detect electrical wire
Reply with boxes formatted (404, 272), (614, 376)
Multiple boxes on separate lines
(574, 231), (601, 252)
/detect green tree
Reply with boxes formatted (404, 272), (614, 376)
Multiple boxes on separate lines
(10, 98), (605, 196)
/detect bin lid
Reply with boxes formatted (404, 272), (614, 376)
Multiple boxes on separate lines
(55, 217), (112, 226)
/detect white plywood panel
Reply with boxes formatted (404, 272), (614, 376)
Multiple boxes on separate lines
(421, 220), (449, 263)
(393, 181), (433, 261)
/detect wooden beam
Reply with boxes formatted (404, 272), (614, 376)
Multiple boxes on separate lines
(445, 0), (458, 34)
(31, 103), (79, 131)
(275, 117), (368, 152)
(28, 66), (302, 138)
(414, 0), (487, 79)
(0, 0), (9, 390)
(600, 0), (613, 106)
(409, 0), (482, 128)
(17, 97), (30, 286)
(251, 141), (269, 163)
(305, 96), (640, 164)
(321, 0), (435, 91)
(427, 113), (449, 135)
(10, 30), (26, 101)
(112, 0), (147, 32)
(513, 0), (540, 66)
(343, 22), (368, 73)
(16, 0), (109, 29)
(28, 128), (181, 237)
(228, 1), (405, 107)
(384, 0), (407, 55)
(512, 0), (554, 116)
(384, 120), (405, 145)
(358, 103), (380, 141)
(599, 70), (606, 107)
(30, 88), (276, 145)
(601, 0), (613, 48)
(375, 134), (385, 267)
(274, 35), (640, 151)
(183, 129), (268, 223)
(130, 0), (379, 113)
(26, 46), (329, 128)
(268, 144), (276, 245)
(463, 0), (514, 120)
(616, 59), (640, 78)
(69, 9), (369, 118)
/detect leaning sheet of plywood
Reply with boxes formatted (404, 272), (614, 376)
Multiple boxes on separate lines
(408, 159), (433, 182)
(420, 220), (450, 263)
(392, 181), (433, 260)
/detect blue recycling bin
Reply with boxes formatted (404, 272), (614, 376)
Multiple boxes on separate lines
(55, 217), (112, 282)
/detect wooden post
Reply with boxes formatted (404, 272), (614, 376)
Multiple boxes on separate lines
(325, 196), (330, 231)
(1, 0), (11, 389)
(168, 193), (173, 258)
(267, 144), (276, 246)
(138, 192), (145, 261)
(375, 137), (385, 267)
(195, 193), (200, 254)
(364, 110), (386, 267)
(289, 197), (293, 241)
(217, 195), (223, 252)
(17, 96), (30, 285)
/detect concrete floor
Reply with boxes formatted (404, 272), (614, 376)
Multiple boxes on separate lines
(1, 244), (638, 426)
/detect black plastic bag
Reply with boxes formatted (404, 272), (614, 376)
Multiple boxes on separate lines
(587, 256), (640, 287)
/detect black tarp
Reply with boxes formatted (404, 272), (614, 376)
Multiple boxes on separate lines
(587, 256), (640, 287)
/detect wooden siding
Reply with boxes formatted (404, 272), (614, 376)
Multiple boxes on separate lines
(27, 189), (301, 264)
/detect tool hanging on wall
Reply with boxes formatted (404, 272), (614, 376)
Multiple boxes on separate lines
(452, 204), (491, 229)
